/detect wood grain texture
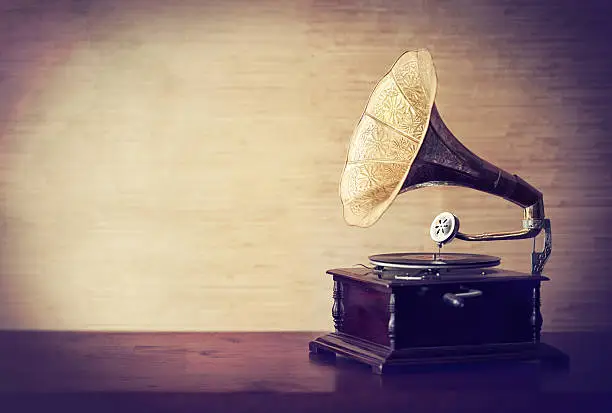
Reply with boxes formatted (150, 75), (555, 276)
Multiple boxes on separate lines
(0, 331), (333, 393)
(0, 0), (610, 331)
(0, 330), (610, 413)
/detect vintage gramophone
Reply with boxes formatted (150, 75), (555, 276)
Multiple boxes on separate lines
(309, 49), (566, 373)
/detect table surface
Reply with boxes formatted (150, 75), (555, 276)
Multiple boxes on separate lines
(0, 330), (611, 412)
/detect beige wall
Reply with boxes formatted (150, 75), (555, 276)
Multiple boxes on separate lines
(0, 0), (610, 331)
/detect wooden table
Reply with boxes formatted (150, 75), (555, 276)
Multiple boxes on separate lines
(0, 331), (610, 412)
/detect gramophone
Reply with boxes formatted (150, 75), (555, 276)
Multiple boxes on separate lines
(309, 49), (566, 374)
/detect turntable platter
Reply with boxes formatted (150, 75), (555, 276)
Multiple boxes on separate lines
(369, 253), (500, 270)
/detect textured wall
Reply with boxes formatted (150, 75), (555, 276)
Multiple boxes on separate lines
(0, 0), (610, 331)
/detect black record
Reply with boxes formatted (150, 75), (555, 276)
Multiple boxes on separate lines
(369, 252), (500, 270)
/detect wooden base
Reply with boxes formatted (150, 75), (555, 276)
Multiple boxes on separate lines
(309, 267), (569, 374)
(309, 332), (569, 374)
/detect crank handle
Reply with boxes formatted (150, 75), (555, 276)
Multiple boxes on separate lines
(443, 289), (482, 308)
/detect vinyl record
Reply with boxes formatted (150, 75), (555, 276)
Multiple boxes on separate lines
(369, 252), (500, 270)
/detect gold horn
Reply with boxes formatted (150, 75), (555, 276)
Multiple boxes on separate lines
(340, 49), (548, 251)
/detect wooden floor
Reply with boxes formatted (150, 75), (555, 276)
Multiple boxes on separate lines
(0, 331), (611, 412)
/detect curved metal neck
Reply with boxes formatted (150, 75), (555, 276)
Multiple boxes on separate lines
(454, 200), (551, 275)
(456, 201), (544, 242)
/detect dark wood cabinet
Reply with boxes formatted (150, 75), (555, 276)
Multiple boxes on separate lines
(310, 268), (565, 374)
